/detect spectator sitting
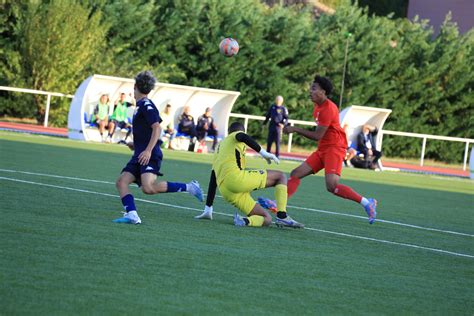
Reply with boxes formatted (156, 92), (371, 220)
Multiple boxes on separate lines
(343, 124), (357, 167)
(356, 124), (382, 170)
(160, 104), (177, 148)
(178, 106), (197, 143)
(196, 107), (218, 151)
(107, 92), (132, 143)
(93, 93), (111, 141)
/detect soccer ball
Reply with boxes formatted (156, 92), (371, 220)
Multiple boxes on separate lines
(219, 38), (239, 57)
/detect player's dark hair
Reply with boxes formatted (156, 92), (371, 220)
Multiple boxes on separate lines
(313, 75), (333, 96)
(135, 71), (156, 94)
(228, 121), (245, 133)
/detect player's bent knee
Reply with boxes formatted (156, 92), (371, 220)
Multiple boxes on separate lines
(141, 185), (155, 195)
(277, 172), (287, 185)
(267, 170), (287, 186)
(116, 177), (128, 190)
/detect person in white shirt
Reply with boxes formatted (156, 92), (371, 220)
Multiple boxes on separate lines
(160, 104), (176, 148)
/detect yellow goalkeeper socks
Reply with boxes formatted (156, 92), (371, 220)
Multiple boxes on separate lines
(275, 184), (288, 213)
(247, 215), (265, 227)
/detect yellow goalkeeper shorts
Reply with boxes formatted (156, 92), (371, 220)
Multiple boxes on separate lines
(219, 169), (267, 215)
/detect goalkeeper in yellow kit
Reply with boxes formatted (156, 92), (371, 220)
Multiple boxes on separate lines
(195, 122), (303, 228)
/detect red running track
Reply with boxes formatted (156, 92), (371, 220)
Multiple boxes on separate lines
(0, 122), (67, 137)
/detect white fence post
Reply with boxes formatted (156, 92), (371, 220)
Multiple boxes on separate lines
(243, 117), (249, 133)
(420, 137), (427, 166)
(463, 141), (470, 171)
(287, 122), (294, 153)
(44, 93), (52, 127)
(0, 86), (73, 128)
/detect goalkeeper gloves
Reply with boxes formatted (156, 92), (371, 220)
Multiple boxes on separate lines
(259, 149), (280, 164)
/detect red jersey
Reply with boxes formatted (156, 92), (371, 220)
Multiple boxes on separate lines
(312, 98), (347, 151)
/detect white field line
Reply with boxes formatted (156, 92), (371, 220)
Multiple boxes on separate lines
(1, 168), (472, 238)
(288, 205), (474, 237)
(1, 175), (473, 260)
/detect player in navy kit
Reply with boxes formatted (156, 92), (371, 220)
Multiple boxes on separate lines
(113, 71), (203, 224)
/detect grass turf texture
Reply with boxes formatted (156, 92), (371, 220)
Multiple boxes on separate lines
(1, 131), (473, 314)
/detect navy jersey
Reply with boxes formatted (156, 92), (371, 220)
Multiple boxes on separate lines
(264, 104), (288, 128)
(132, 98), (163, 159)
(197, 115), (215, 130)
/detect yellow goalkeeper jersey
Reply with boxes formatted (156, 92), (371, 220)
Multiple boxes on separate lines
(213, 131), (247, 185)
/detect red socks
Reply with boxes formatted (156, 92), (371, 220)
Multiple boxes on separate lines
(287, 177), (301, 198)
(288, 177), (361, 204)
(333, 184), (362, 203)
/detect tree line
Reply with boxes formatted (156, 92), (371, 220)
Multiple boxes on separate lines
(0, 0), (472, 162)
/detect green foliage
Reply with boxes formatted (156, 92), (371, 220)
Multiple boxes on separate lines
(19, 1), (107, 124)
(0, 0), (472, 162)
(99, 0), (157, 77)
(0, 2), (32, 118)
(149, 0), (319, 139)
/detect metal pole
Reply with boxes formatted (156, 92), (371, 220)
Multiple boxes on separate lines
(420, 137), (427, 166)
(287, 122), (294, 153)
(462, 141), (469, 171)
(244, 117), (249, 133)
(339, 33), (351, 107)
(44, 94), (51, 127)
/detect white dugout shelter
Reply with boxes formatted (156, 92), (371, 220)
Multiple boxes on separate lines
(68, 74), (240, 142)
(339, 105), (392, 159)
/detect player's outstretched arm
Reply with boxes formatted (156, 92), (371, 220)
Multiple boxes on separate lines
(235, 132), (279, 164)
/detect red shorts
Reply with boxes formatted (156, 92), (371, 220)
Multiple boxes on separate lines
(305, 148), (346, 176)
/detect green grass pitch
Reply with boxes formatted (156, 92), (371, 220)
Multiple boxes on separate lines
(1, 131), (473, 314)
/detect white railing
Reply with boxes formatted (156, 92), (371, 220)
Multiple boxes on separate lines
(229, 113), (474, 171)
(0, 86), (74, 127)
(381, 130), (474, 170)
(1, 86), (472, 171)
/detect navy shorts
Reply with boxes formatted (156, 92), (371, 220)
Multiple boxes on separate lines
(112, 120), (130, 130)
(121, 158), (162, 187)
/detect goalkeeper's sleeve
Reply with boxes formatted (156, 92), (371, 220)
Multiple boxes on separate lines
(235, 131), (279, 164)
(205, 170), (217, 207)
(235, 132), (261, 152)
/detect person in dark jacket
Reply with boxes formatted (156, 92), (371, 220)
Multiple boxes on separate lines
(178, 106), (197, 142)
(264, 96), (288, 158)
(356, 124), (382, 169)
(196, 107), (218, 151)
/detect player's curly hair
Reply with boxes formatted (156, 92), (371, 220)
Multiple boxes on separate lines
(313, 75), (333, 96)
(135, 71), (157, 94)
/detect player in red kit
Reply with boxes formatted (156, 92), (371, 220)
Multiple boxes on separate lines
(259, 75), (377, 224)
